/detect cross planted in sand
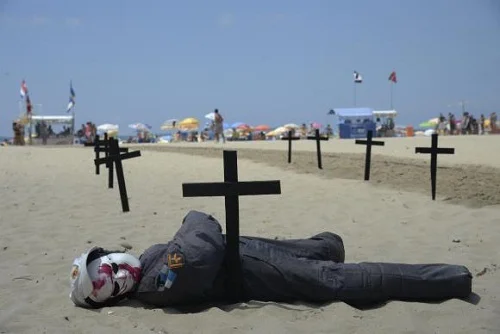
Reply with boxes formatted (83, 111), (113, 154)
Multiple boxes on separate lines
(182, 150), (281, 302)
(307, 129), (329, 169)
(94, 137), (141, 212)
(84, 133), (109, 175)
(355, 130), (385, 181)
(281, 130), (300, 163)
(415, 133), (455, 200)
(89, 133), (130, 188)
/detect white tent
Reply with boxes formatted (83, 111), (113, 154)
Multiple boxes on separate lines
(373, 110), (397, 118)
(31, 115), (73, 124)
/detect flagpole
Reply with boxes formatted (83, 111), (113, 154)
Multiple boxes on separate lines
(72, 107), (76, 145)
(28, 113), (33, 145)
(353, 82), (357, 107)
(390, 81), (393, 110)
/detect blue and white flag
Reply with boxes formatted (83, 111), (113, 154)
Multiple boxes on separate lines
(353, 71), (363, 83)
(67, 81), (76, 112)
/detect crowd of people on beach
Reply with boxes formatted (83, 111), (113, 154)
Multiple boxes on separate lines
(6, 109), (498, 147)
(76, 122), (97, 144)
(436, 112), (498, 135)
(165, 121), (334, 143)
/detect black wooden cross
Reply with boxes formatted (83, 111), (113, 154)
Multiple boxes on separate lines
(415, 133), (455, 200)
(281, 130), (300, 163)
(84, 134), (106, 175)
(182, 150), (281, 302)
(307, 129), (329, 169)
(101, 136), (129, 189)
(88, 133), (129, 188)
(94, 138), (141, 212)
(355, 130), (385, 181)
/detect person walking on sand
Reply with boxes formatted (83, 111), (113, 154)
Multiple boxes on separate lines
(213, 109), (225, 143)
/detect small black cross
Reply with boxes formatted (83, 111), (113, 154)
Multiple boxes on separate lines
(84, 134), (107, 175)
(281, 130), (300, 163)
(94, 138), (141, 212)
(415, 133), (455, 200)
(355, 130), (385, 181)
(89, 133), (129, 188)
(182, 150), (281, 302)
(306, 129), (329, 169)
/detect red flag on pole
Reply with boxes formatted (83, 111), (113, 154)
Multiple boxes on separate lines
(388, 71), (397, 83)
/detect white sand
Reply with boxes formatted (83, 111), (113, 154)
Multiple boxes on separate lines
(0, 138), (499, 333)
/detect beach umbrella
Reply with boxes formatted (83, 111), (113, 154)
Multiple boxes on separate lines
(236, 123), (251, 130)
(253, 124), (270, 132)
(97, 123), (119, 132)
(97, 124), (119, 138)
(418, 121), (435, 128)
(311, 122), (322, 129)
(161, 119), (178, 130)
(178, 117), (199, 130)
(231, 122), (245, 128)
(266, 126), (287, 137)
(129, 123), (152, 131)
(236, 127), (251, 134)
(283, 123), (299, 129)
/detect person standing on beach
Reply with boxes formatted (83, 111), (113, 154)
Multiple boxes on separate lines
(213, 109), (225, 143)
(40, 121), (49, 145)
(12, 121), (21, 145)
(448, 113), (456, 135)
(480, 114), (485, 135)
(490, 112), (497, 133)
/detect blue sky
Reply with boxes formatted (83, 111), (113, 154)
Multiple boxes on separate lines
(1, 0), (499, 135)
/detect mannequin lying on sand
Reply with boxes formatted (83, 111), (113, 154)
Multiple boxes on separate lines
(70, 211), (472, 308)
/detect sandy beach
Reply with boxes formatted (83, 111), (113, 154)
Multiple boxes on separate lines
(1, 135), (500, 333)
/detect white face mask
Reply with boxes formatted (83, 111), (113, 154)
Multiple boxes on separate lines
(86, 253), (142, 303)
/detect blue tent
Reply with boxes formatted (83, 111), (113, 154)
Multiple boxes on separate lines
(334, 108), (376, 139)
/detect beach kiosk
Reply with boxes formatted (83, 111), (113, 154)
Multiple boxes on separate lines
(373, 110), (397, 137)
(30, 114), (75, 145)
(335, 108), (376, 139)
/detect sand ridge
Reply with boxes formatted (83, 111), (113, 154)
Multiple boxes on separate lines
(131, 143), (500, 208)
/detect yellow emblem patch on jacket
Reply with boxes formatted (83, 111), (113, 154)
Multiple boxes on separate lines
(167, 253), (184, 269)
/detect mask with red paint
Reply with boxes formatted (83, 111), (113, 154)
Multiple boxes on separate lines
(70, 247), (142, 308)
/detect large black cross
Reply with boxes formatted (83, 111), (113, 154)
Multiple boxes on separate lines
(182, 150), (281, 302)
(281, 130), (300, 163)
(355, 130), (385, 181)
(307, 129), (329, 169)
(415, 133), (455, 200)
(94, 138), (141, 212)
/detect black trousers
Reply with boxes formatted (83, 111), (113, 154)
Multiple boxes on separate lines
(237, 233), (472, 304)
